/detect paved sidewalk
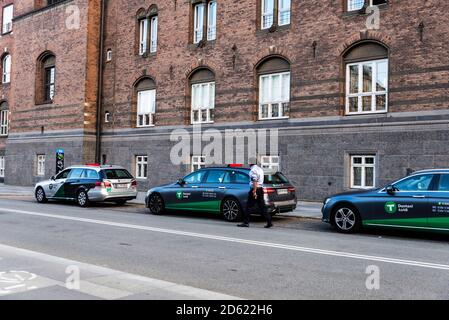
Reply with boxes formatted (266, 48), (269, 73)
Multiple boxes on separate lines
(0, 183), (322, 219)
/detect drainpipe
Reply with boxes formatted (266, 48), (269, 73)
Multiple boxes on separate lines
(95, 0), (106, 164)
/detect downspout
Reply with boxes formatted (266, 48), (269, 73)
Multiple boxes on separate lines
(95, 0), (106, 164)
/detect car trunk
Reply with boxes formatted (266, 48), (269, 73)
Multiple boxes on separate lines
(102, 169), (136, 193)
(263, 172), (296, 203)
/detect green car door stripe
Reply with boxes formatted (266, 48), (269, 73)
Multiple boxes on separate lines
(165, 200), (221, 213)
(53, 183), (66, 198)
(363, 217), (449, 232)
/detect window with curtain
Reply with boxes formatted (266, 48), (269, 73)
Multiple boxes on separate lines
(137, 89), (156, 127)
(259, 72), (290, 120)
(2, 5), (13, 34)
(2, 54), (11, 84)
(191, 82), (215, 124)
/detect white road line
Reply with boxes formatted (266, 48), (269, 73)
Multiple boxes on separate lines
(2, 207), (449, 271)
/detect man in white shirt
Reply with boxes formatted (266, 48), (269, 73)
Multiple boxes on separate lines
(238, 157), (273, 228)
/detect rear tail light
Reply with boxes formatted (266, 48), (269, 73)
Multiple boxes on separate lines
(95, 181), (102, 187)
(96, 181), (112, 189)
(131, 180), (137, 188)
(103, 181), (112, 188)
(288, 187), (296, 193)
(263, 187), (276, 194)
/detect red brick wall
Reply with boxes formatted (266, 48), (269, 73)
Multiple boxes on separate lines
(101, 0), (449, 130)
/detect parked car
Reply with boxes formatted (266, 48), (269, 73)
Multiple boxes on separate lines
(322, 169), (449, 234)
(145, 165), (297, 222)
(35, 165), (137, 207)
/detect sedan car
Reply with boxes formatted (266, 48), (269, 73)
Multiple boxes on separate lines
(145, 166), (297, 222)
(35, 165), (137, 207)
(322, 169), (449, 233)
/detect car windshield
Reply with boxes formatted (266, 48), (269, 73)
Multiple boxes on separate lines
(264, 172), (289, 184)
(103, 169), (133, 179)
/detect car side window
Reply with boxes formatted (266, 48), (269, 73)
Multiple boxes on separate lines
(223, 171), (249, 184)
(437, 174), (449, 192)
(68, 168), (84, 179)
(184, 171), (206, 184)
(394, 174), (434, 192)
(204, 170), (227, 184)
(82, 169), (99, 179)
(55, 169), (71, 180)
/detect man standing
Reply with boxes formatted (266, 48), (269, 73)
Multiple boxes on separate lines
(238, 157), (273, 229)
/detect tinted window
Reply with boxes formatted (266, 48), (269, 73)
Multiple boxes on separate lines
(55, 169), (71, 180)
(68, 168), (84, 179)
(82, 169), (99, 179)
(205, 170), (227, 183)
(264, 172), (289, 184)
(103, 169), (133, 179)
(394, 174), (434, 191)
(223, 171), (249, 184)
(184, 171), (206, 184)
(438, 174), (449, 191)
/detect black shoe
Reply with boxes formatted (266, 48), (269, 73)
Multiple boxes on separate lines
(264, 223), (273, 229)
(237, 223), (249, 228)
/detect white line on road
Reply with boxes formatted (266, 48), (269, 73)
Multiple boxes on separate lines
(2, 208), (449, 272)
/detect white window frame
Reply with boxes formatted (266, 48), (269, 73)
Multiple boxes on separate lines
(207, 1), (217, 41)
(106, 49), (112, 62)
(0, 155), (4, 178)
(0, 109), (8, 136)
(104, 111), (110, 123)
(150, 16), (158, 53)
(37, 154), (45, 176)
(346, 59), (388, 115)
(139, 18), (148, 55)
(2, 5), (13, 34)
(2, 54), (10, 84)
(259, 71), (290, 120)
(278, 0), (291, 26)
(193, 3), (205, 44)
(261, 0), (274, 29)
(350, 155), (376, 189)
(135, 155), (148, 179)
(191, 81), (215, 124)
(191, 155), (206, 172)
(347, 0), (385, 12)
(137, 89), (156, 127)
(260, 155), (280, 173)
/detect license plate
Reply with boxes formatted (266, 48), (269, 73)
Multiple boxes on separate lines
(277, 189), (288, 195)
(116, 183), (128, 189)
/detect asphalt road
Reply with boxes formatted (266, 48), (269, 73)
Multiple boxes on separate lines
(0, 196), (449, 300)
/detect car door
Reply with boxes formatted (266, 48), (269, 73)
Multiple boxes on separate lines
(47, 169), (71, 198)
(64, 168), (85, 199)
(164, 170), (207, 212)
(222, 170), (251, 209)
(199, 169), (229, 213)
(427, 174), (449, 230)
(364, 173), (435, 228)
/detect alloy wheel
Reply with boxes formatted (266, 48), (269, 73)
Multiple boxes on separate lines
(78, 191), (88, 207)
(149, 195), (164, 215)
(222, 199), (240, 222)
(334, 207), (356, 231)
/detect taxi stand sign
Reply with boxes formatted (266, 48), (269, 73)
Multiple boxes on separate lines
(56, 149), (65, 174)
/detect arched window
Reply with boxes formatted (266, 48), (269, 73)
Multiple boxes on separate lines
(343, 41), (389, 114)
(36, 52), (56, 104)
(134, 77), (156, 127)
(256, 56), (291, 120)
(189, 68), (215, 124)
(137, 5), (158, 55)
(2, 54), (11, 84)
(0, 101), (8, 136)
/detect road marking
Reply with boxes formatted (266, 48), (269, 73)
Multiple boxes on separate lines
(2, 208), (449, 271)
(0, 244), (240, 300)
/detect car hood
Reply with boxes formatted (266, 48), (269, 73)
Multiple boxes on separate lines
(329, 188), (380, 198)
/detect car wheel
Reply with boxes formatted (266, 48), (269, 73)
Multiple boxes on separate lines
(35, 187), (48, 203)
(148, 194), (165, 215)
(221, 198), (242, 222)
(115, 200), (127, 206)
(332, 205), (361, 234)
(77, 190), (89, 207)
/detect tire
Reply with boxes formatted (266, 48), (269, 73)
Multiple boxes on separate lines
(35, 187), (48, 203)
(76, 190), (89, 207)
(332, 204), (362, 234)
(115, 200), (127, 206)
(221, 198), (243, 222)
(148, 193), (165, 215)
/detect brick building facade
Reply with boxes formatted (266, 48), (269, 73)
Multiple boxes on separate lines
(0, 0), (448, 200)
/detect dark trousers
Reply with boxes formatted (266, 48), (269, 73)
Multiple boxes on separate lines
(243, 187), (272, 225)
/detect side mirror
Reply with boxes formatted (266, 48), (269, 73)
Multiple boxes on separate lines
(177, 179), (186, 186)
(386, 185), (396, 195)
(51, 176), (55, 181)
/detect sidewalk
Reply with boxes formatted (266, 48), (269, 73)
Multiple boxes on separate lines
(0, 184), (322, 219)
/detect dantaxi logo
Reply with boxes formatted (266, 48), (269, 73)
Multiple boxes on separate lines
(176, 191), (183, 200)
(385, 201), (397, 214)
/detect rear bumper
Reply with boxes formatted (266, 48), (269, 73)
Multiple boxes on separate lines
(266, 199), (297, 214)
(88, 188), (137, 202)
